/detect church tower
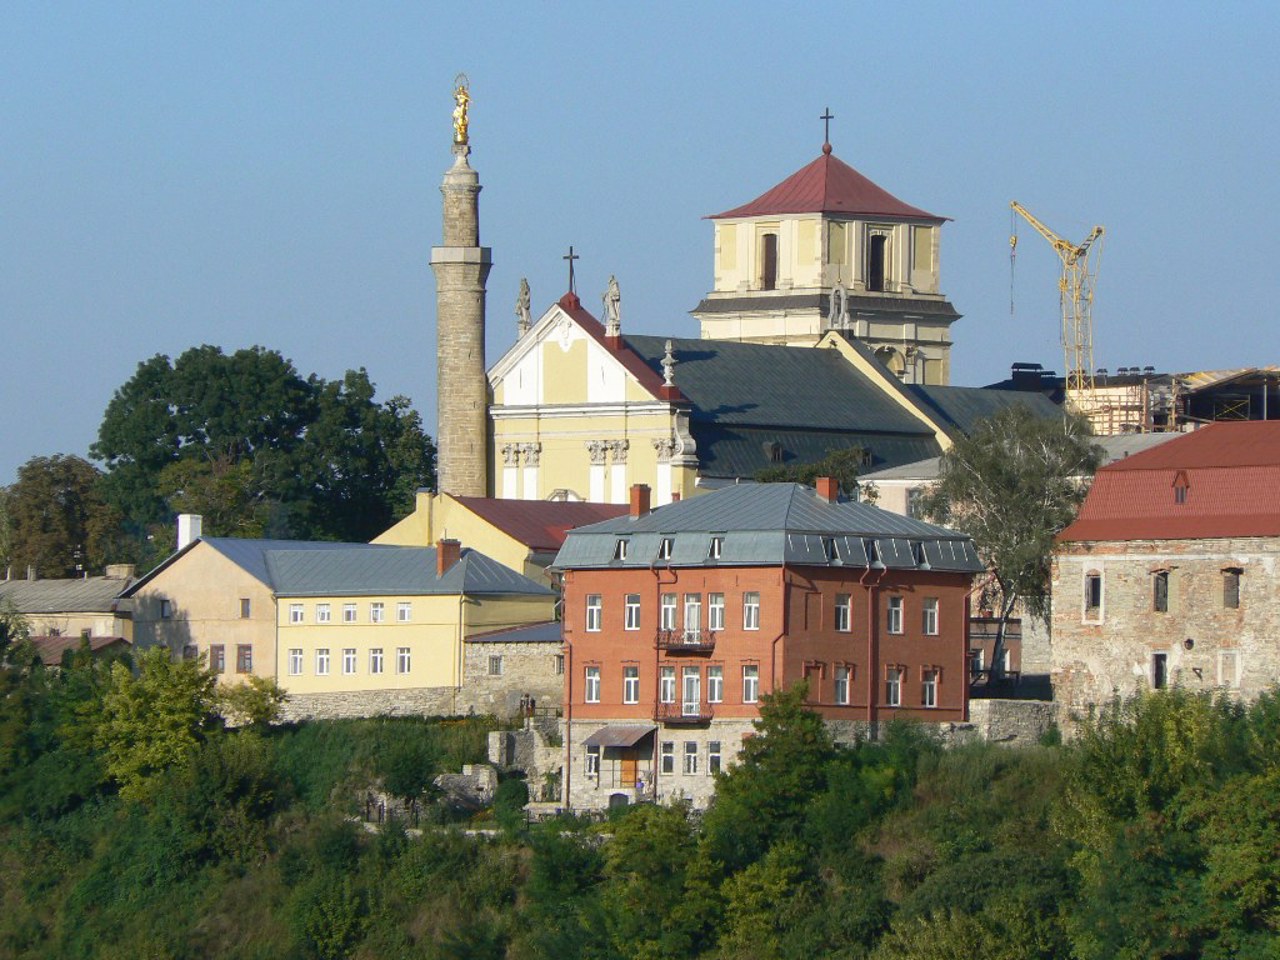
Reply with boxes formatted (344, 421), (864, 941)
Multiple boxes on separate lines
(430, 76), (492, 496)
(692, 134), (960, 385)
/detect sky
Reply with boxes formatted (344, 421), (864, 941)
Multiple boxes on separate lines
(4, 2), (1279, 486)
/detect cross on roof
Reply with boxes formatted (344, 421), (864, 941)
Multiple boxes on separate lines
(563, 245), (579, 294)
(820, 107), (834, 147)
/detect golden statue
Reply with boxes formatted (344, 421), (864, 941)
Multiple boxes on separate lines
(452, 73), (471, 145)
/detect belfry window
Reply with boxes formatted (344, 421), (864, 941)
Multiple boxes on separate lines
(760, 233), (778, 290)
(868, 234), (888, 292)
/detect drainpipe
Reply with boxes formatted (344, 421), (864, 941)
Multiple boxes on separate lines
(861, 562), (886, 726)
(563, 570), (574, 810)
(650, 561), (678, 801)
(454, 593), (466, 715)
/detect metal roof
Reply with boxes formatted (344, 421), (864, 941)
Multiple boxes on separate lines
(583, 725), (657, 748)
(692, 423), (941, 479)
(0, 575), (134, 614)
(466, 620), (562, 644)
(554, 482), (983, 573)
(908, 385), (1061, 435)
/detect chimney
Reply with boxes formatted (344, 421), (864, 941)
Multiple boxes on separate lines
(816, 476), (839, 503)
(670, 491), (681, 503)
(105, 563), (137, 580)
(177, 514), (203, 551)
(437, 538), (462, 576)
(26, 564), (36, 581)
(630, 484), (652, 518)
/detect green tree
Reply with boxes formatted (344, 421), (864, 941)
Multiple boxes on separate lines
(94, 647), (220, 802)
(218, 674), (287, 730)
(756, 445), (867, 496)
(920, 404), (1101, 676)
(5, 454), (124, 577)
(600, 804), (696, 960)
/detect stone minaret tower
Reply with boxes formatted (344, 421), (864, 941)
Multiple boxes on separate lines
(430, 76), (492, 496)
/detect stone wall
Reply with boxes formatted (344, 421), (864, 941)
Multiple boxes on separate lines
(280, 686), (459, 722)
(1052, 536), (1280, 730)
(464, 640), (563, 720)
(966, 698), (1056, 745)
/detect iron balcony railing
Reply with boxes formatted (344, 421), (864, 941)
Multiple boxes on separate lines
(654, 701), (715, 724)
(654, 628), (717, 654)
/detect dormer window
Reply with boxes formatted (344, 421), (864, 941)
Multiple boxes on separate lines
(613, 539), (628, 561)
(822, 537), (838, 561)
(659, 537), (673, 560)
(709, 536), (724, 560)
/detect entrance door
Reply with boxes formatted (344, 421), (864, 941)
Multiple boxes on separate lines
(620, 748), (638, 788)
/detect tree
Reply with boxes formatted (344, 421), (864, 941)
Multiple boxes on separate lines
(919, 404), (1101, 676)
(5, 454), (124, 577)
(218, 675), (287, 730)
(91, 346), (435, 547)
(756, 445), (867, 496)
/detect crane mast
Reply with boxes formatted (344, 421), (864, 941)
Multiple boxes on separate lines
(1009, 201), (1105, 409)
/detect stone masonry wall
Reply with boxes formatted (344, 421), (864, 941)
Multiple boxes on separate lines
(1052, 537), (1280, 731)
(464, 640), (563, 720)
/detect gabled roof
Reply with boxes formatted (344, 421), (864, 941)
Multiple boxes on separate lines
(554, 293), (683, 401)
(908, 385), (1061, 435)
(452, 497), (628, 553)
(0, 575), (135, 614)
(1059, 422), (1280, 542)
(709, 149), (944, 222)
(554, 482), (983, 573)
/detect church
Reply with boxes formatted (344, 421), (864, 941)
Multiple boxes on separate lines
(431, 84), (1055, 506)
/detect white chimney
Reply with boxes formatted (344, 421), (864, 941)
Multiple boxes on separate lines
(177, 514), (204, 551)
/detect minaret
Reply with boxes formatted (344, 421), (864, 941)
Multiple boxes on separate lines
(430, 75), (492, 496)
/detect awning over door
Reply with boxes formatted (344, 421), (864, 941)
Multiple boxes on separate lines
(583, 724), (657, 748)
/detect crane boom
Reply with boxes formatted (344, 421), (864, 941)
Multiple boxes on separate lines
(1009, 201), (1105, 406)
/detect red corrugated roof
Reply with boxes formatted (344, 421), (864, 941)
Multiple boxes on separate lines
(709, 150), (944, 221)
(1059, 422), (1280, 542)
(453, 496), (628, 552)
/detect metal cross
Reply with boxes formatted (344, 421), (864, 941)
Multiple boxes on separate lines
(820, 107), (835, 145)
(563, 245), (579, 294)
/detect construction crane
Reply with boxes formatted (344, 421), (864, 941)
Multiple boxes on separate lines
(1009, 201), (1105, 404)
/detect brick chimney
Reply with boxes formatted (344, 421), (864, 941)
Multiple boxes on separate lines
(437, 538), (462, 576)
(815, 476), (839, 503)
(630, 484), (652, 518)
(670, 491), (681, 502)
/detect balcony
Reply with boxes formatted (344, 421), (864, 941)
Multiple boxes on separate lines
(655, 629), (716, 654)
(654, 702), (715, 725)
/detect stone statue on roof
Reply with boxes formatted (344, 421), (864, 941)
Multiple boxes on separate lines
(602, 275), (621, 337)
(516, 278), (531, 337)
(662, 339), (677, 387)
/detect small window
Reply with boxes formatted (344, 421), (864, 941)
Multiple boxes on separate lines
(743, 591), (760, 630)
(613, 539), (628, 561)
(1153, 571), (1169, 613)
(660, 593), (678, 630)
(709, 536), (724, 560)
(760, 232), (778, 290)
(1173, 471), (1190, 505)
(289, 603), (304, 624)
(210, 644), (226, 674)
(834, 665), (851, 705)
(742, 664), (760, 703)
(624, 594), (641, 631)
(1218, 650), (1241, 689)
(489, 654), (504, 677)
(343, 603), (358, 623)
(584, 666), (601, 703)
(660, 741), (675, 774)
(315, 648), (330, 676)
(1223, 568), (1242, 610)
(659, 538), (673, 560)
(707, 665), (723, 703)
(370, 602), (385, 624)
(1174, 485), (1187, 505)
(369, 648), (384, 674)
(623, 665), (639, 703)
(708, 741), (722, 775)
(160, 599), (174, 619)
(239, 598), (251, 619)
(922, 597), (939, 635)
(316, 603), (331, 623)
(586, 595), (603, 632)
(287, 648), (302, 676)
(1085, 572), (1103, 618)
(586, 745), (600, 778)
(885, 665), (902, 707)
(182, 644), (198, 661)
(660, 666), (676, 703)
(708, 593), (725, 631)
(1152, 652), (1168, 690)
(971, 648), (985, 679)
(886, 596), (904, 635)
(554, 653), (565, 675)
(343, 648), (357, 675)
(835, 594), (851, 632)
(236, 644), (253, 674)
(906, 488), (925, 519)
(683, 741), (699, 775)
(922, 667), (939, 708)
(396, 647), (412, 674)
(397, 601), (412, 622)
(822, 537), (837, 561)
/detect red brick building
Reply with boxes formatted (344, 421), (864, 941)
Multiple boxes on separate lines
(553, 479), (984, 809)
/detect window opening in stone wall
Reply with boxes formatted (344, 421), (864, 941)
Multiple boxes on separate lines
(1223, 568), (1242, 609)
(708, 741), (722, 775)
(1218, 650), (1240, 688)
(488, 655), (504, 677)
(1153, 571), (1169, 613)
(1084, 572), (1102, 617)
(760, 233), (778, 290)
(1152, 652), (1168, 690)
(660, 741), (674, 774)
(868, 234), (888, 292)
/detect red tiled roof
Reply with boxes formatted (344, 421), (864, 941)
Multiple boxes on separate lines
(453, 496), (628, 552)
(709, 150), (944, 222)
(1058, 422), (1280, 542)
(29, 635), (131, 666)
(555, 293), (685, 402)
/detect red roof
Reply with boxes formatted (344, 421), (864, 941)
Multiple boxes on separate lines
(453, 496), (627, 552)
(29, 635), (131, 667)
(709, 149), (944, 222)
(1059, 422), (1280, 542)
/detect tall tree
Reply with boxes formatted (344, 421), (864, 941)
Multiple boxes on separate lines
(919, 405), (1101, 676)
(5, 455), (124, 577)
(91, 346), (435, 546)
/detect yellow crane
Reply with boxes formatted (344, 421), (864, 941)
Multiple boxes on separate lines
(1009, 201), (1105, 403)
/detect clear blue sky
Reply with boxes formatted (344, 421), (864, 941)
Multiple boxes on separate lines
(4, 2), (1278, 486)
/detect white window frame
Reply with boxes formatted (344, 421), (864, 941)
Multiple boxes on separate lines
(743, 664), (760, 703)
(489, 654), (504, 676)
(659, 666), (676, 704)
(922, 667), (938, 708)
(683, 593), (702, 641)
(660, 741), (675, 774)
(586, 745), (600, 778)
(586, 595), (603, 632)
(369, 648), (384, 674)
(887, 596), (904, 635)
(660, 593), (678, 630)
(396, 646), (411, 674)
(343, 602), (357, 623)
(584, 665), (601, 703)
(834, 665), (850, 705)
(708, 740), (722, 775)
(342, 648), (357, 675)
(370, 602), (385, 624)
(922, 597), (939, 636)
(743, 592), (760, 631)
(623, 665), (639, 703)
(709, 536), (723, 560)
(289, 603), (304, 624)
(708, 593), (725, 631)
(683, 741), (699, 774)
(624, 594), (641, 631)
(397, 601), (412, 622)
(288, 648), (303, 676)
(659, 538), (673, 560)
(613, 539), (628, 561)
(316, 648), (330, 676)
(835, 594), (851, 632)
(707, 665), (724, 703)
(885, 666), (902, 707)
(682, 666), (701, 716)
(316, 602), (331, 623)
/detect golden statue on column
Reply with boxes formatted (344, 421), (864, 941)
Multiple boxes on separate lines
(452, 73), (471, 145)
